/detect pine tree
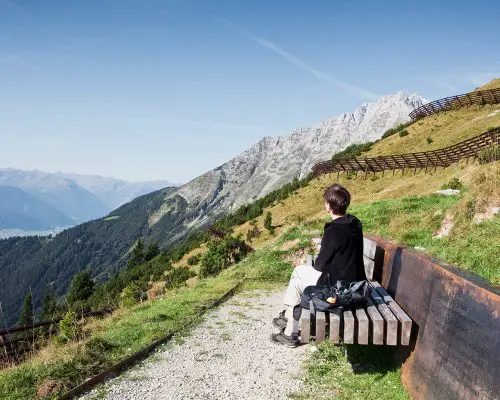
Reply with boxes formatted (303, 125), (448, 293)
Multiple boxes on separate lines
(67, 270), (94, 311)
(128, 239), (145, 268)
(18, 293), (34, 327)
(264, 212), (273, 232)
(144, 243), (160, 262)
(40, 286), (58, 321)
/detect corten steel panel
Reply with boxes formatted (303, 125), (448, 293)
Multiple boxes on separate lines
(366, 235), (500, 400)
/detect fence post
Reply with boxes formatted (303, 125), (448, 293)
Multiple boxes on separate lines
(0, 333), (14, 362)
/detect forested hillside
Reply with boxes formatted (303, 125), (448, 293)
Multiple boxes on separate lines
(0, 187), (177, 325)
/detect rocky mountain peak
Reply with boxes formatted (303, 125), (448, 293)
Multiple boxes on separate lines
(151, 91), (426, 236)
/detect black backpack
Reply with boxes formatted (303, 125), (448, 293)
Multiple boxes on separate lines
(300, 280), (369, 314)
(291, 280), (369, 339)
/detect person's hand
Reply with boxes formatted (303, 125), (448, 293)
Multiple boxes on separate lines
(312, 238), (322, 253)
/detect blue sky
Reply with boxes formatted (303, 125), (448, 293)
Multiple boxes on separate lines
(1, 0), (499, 182)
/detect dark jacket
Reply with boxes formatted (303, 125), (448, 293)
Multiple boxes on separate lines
(314, 214), (366, 284)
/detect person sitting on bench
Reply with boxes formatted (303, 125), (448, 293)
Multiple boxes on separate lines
(270, 183), (366, 347)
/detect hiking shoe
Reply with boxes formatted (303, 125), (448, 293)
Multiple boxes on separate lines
(272, 310), (288, 330)
(270, 331), (299, 348)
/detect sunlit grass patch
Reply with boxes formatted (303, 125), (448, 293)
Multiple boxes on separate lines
(291, 342), (409, 400)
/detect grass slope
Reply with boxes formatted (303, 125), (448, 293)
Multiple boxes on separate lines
(365, 105), (500, 157)
(475, 78), (500, 91)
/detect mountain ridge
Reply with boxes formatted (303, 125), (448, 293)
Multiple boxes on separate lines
(0, 186), (74, 229)
(0, 168), (178, 232)
(150, 91), (425, 232)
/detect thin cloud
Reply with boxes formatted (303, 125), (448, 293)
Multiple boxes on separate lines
(121, 115), (268, 131)
(167, 118), (268, 131)
(212, 16), (378, 100)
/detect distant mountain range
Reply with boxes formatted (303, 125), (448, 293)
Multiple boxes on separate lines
(0, 90), (425, 325)
(0, 186), (74, 230)
(0, 169), (178, 232)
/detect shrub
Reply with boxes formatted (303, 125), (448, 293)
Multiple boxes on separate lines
(426, 136), (433, 144)
(465, 199), (476, 220)
(199, 236), (249, 278)
(381, 122), (412, 139)
(398, 129), (409, 138)
(57, 311), (82, 343)
(120, 281), (148, 307)
(264, 212), (274, 234)
(332, 142), (375, 161)
(441, 178), (464, 191)
(165, 267), (195, 289)
(478, 146), (499, 164)
(187, 254), (201, 266)
(246, 225), (261, 243)
(199, 250), (225, 278)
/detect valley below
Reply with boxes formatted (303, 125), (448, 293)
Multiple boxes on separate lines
(0, 227), (68, 240)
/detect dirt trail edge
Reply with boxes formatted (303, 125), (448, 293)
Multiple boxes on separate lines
(81, 289), (310, 400)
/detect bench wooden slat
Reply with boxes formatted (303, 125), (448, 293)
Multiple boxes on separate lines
(365, 298), (384, 345)
(343, 311), (355, 344)
(315, 311), (326, 342)
(300, 309), (311, 344)
(369, 287), (398, 345)
(329, 312), (341, 344)
(355, 307), (369, 345)
(371, 281), (413, 345)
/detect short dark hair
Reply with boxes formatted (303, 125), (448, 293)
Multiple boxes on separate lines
(324, 184), (351, 215)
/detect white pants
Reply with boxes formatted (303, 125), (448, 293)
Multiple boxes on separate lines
(283, 264), (322, 336)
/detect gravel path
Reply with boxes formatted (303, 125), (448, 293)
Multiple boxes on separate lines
(81, 289), (310, 400)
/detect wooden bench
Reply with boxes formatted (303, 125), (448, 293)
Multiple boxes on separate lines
(300, 237), (412, 346)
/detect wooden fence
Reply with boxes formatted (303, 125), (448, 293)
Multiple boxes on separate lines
(311, 128), (499, 177)
(409, 88), (500, 121)
(0, 308), (113, 366)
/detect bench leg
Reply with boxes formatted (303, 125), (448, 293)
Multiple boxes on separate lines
(315, 311), (326, 343)
(329, 312), (341, 344)
(343, 311), (354, 344)
(300, 309), (311, 344)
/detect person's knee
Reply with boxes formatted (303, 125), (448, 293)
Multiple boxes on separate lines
(293, 264), (309, 277)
